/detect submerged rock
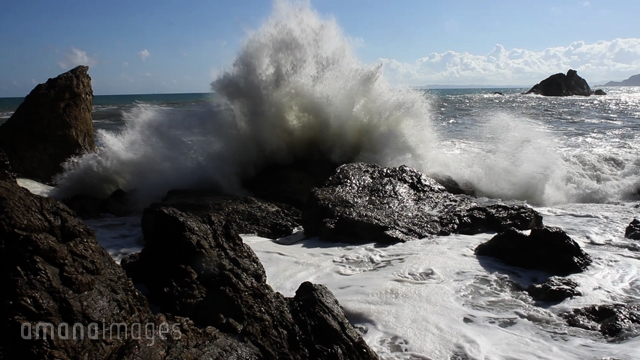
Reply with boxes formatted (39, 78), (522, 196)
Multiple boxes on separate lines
(302, 163), (542, 244)
(563, 304), (640, 339)
(625, 219), (640, 240)
(525, 69), (592, 96)
(527, 277), (581, 302)
(475, 227), (592, 275)
(123, 203), (378, 360)
(0, 66), (95, 182)
(160, 189), (302, 239)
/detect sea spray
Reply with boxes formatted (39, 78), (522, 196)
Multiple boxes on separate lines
(53, 0), (437, 204)
(51, 0), (640, 207)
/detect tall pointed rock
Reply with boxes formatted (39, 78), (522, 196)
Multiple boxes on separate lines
(0, 66), (95, 182)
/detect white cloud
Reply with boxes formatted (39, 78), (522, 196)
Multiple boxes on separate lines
(138, 49), (150, 61)
(381, 38), (640, 86)
(58, 48), (97, 69)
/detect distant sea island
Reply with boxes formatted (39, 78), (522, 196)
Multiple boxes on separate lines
(604, 74), (640, 86)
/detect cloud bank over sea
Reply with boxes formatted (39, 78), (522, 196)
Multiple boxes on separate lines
(381, 38), (640, 86)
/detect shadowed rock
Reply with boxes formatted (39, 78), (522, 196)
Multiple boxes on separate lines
(122, 204), (378, 360)
(0, 66), (95, 182)
(0, 157), (376, 359)
(302, 163), (542, 244)
(625, 219), (640, 240)
(475, 227), (592, 275)
(0, 158), (148, 358)
(525, 69), (592, 96)
(159, 189), (302, 239)
(563, 304), (640, 339)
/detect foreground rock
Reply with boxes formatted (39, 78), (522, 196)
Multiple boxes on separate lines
(0, 66), (95, 182)
(475, 227), (592, 275)
(0, 153), (378, 359)
(625, 219), (640, 240)
(525, 69), (592, 96)
(122, 204), (378, 360)
(302, 163), (542, 244)
(527, 277), (581, 302)
(159, 189), (302, 239)
(563, 304), (640, 339)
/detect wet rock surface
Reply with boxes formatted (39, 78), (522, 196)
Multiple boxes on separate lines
(302, 163), (542, 244)
(625, 219), (640, 240)
(0, 158), (377, 359)
(160, 189), (302, 239)
(525, 69), (592, 97)
(527, 277), (581, 302)
(475, 227), (592, 275)
(123, 203), (378, 360)
(0, 158), (146, 358)
(563, 304), (640, 339)
(0, 66), (95, 182)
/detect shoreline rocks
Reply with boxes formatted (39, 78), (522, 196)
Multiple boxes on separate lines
(625, 219), (640, 240)
(122, 203), (378, 359)
(563, 304), (640, 339)
(526, 277), (581, 302)
(474, 227), (592, 275)
(302, 163), (542, 244)
(0, 66), (95, 182)
(0, 155), (378, 359)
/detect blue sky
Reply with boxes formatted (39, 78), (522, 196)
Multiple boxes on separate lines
(1, 0), (639, 96)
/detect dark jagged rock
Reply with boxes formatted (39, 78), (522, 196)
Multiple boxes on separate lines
(527, 277), (581, 302)
(475, 227), (592, 275)
(563, 304), (640, 339)
(593, 89), (607, 95)
(0, 149), (15, 182)
(456, 204), (543, 235)
(0, 159), (150, 358)
(430, 174), (475, 195)
(123, 204), (378, 360)
(0, 66), (95, 182)
(525, 69), (592, 97)
(302, 163), (542, 244)
(0, 159), (376, 359)
(625, 219), (640, 240)
(288, 282), (379, 360)
(160, 189), (301, 239)
(244, 159), (340, 209)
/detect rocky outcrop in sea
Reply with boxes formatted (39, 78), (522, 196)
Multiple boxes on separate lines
(525, 69), (605, 97)
(0, 66), (95, 182)
(474, 227), (592, 275)
(302, 162), (542, 244)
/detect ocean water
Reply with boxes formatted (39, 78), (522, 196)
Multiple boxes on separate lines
(6, 1), (640, 359)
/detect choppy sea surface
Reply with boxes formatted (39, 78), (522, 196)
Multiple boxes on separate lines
(4, 2), (640, 359)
